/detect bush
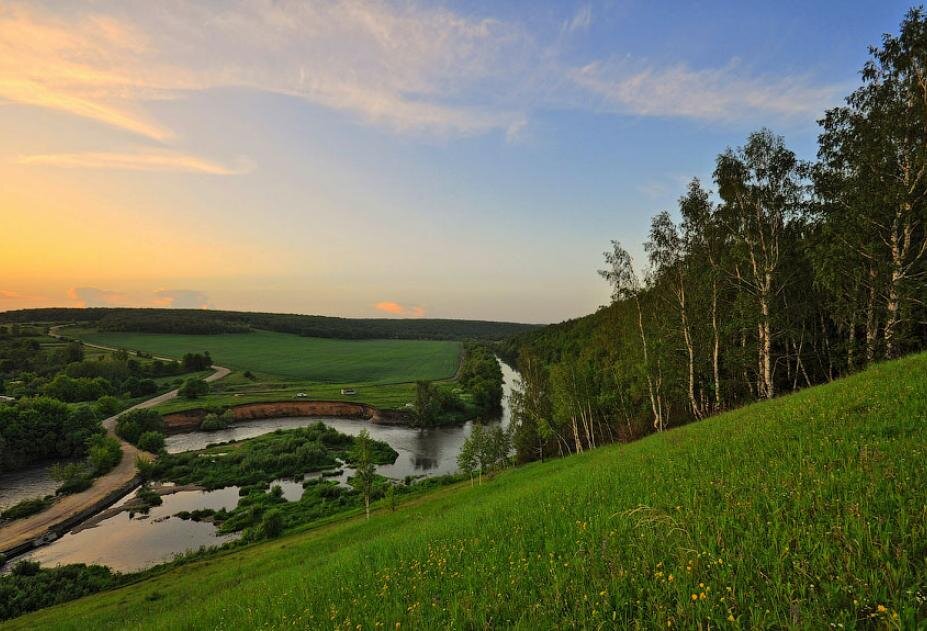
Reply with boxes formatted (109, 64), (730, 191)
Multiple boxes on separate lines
(136, 485), (162, 509)
(136, 431), (165, 453)
(115, 409), (164, 445)
(199, 411), (232, 431)
(94, 395), (120, 417)
(56, 475), (92, 495)
(87, 434), (122, 475)
(1, 496), (53, 521)
(0, 562), (116, 621)
(179, 378), (209, 399)
(259, 509), (284, 539)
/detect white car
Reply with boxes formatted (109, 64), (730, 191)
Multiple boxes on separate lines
(295, 392), (308, 398)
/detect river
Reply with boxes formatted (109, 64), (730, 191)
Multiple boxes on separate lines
(15, 360), (519, 572)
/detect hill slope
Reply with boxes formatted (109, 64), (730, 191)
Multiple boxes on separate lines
(0, 308), (540, 341)
(10, 353), (927, 629)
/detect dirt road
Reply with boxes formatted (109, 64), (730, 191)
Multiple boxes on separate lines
(0, 329), (229, 557)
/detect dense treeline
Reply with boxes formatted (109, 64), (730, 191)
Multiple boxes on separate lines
(0, 308), (538, 341)
(0, 562), (117, 622)
(1, 327), (189, 402)
(0, 398), (103, 472)
(505, 9), (927, 463)
(412, 343), (503, 425)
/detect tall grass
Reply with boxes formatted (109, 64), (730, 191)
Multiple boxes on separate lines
(11, 353), (927, 629)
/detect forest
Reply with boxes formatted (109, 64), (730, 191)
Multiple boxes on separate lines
(504, 9), (927, 463)
(0, 308), (539, 341)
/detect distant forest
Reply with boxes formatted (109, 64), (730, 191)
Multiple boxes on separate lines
(0, 308), (539, 341)
(502, 9), (927, 463)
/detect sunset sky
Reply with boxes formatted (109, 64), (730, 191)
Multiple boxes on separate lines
(0, 1), (911, 323)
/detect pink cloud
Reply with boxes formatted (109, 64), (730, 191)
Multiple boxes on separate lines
(68, 287), (126, 307)
(152, 289), (209, 309)
(374, 301), (426, 318)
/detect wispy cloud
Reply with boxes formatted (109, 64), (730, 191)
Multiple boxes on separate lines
(68, 287), (126, 307)
(374, 301), (426, 317)
(17, 150), (251, 174)
(562, 5), (592, 34)
(0, 2), (527, 139)
(570, 58), (843, 122)
(153, 289), (209, 308)
(0, 1), (844, 147)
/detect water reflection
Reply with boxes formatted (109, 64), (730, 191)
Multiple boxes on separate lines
(17, 360), (518, 571)
(21, 486), (240, 573)
(0, 463), (60, 510)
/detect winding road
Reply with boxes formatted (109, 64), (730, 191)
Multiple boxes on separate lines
(0, 328), (229, 557)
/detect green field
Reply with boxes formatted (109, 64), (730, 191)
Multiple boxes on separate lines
(12, 352), (927, 628)
(67, 328), (461, 384)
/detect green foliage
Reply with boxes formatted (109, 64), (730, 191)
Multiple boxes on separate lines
(136, 431), (165, 454)
(0, 397), (103, 472)
(114, 409), (164, 446)
(94, 395), (120, 417)
(199, 411), (232, 431)
(458, 424), (511, 483)
(0, 308), (537, 341)
(86, 434), (122, 475)
(0, 563), (117, 621)
(0, 496), (53, 521)
(457, 344), (504, 414)
(181, 353), (213, 372)
(146, 423), (397, 490)
(258, 509), (284, 539)
(350, 429), (377, 518)
(135, 485), (163, 510)
(12, 353), (927, 629)
(179, 378), (209, 399)
(42, 374), (112, 403)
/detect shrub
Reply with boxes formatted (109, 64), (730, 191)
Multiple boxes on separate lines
(56, 475), (92, 495)
(136, 431), (165, 453)
(0, 562), (116, 621)
(260, 509), (284, 539)
(94, 395), (121, 417)
(87, 434), (122, 475)
(1, 496), (53, 521)
(115, 409), (164, 445)
(179, 378), (209, 399)
(199, 412), (231, 431)
(136, 485), (162, 509)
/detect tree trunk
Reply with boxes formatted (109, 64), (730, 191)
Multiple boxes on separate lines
(865, 266), (879, 364)
(759, 287), (773, 399)
(710, 280), (722, 412)
(636, 297), (663, 431)
(677, 276), (701, 419)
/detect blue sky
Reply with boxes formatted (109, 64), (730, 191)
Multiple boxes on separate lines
(0, 1), (913, 322)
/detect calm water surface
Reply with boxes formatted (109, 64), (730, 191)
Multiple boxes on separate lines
(0, 463), (64, 510)
(18, 360), (518, 572)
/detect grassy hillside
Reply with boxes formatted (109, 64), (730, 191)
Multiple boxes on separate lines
(68, 328), (460, 384)
(11, 353), (927, 629)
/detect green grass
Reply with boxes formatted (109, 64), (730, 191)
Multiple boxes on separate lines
(10, 353), (927, 629)
(68, 328), (460, 384)
(150, 377), (417, 414)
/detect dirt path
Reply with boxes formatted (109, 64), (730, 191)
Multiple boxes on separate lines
(0, 328), (229, 557)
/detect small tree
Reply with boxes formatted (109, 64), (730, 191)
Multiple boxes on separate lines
(137, 431), (165, 454)
(457, 434), (478, 485)
(261, 509), (284, 538)
(179, 378), (209, 399)
(351, 429), (376, 519)
(94, 395), (120, 417)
